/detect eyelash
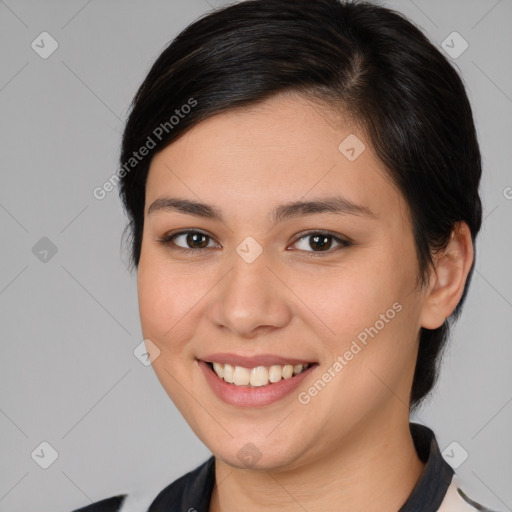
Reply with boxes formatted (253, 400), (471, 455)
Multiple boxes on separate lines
(157, 229), (352, 257)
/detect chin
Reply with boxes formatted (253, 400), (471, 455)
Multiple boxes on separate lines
(205, 430), (312, 472)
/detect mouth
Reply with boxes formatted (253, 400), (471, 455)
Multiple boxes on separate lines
(197, 353), (319, 407)
(205, 361), (313, 387)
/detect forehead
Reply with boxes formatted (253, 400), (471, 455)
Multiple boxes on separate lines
(145, 93), (406, 225)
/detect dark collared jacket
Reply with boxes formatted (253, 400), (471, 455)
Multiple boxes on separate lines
(71, 423), (498, 512)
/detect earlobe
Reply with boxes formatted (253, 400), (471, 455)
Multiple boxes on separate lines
(420, 222), (474, 330)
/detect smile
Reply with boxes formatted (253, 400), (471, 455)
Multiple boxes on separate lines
(198, 357), (318, 407)
(208, 362), (311, 387)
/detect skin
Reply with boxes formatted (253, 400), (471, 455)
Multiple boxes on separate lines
(137, 92), (474, 512)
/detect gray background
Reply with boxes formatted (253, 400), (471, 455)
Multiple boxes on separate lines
(0, 0), (511, 511)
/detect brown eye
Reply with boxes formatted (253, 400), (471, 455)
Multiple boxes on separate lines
(182, 232), (210, 249)
(309, 234), (333, 251)
(291, 231), (351, 255)
(160, 230), (219, 252)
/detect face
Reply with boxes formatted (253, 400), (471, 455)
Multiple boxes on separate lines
(137, 93), (429, 471)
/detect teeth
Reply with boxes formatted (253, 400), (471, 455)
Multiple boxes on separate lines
(210, 362), (310, 387)
(223, 364), (234, 383)
(250, 366), (268, 387)
(282, 364), (293, 379)
(268, 365), (282, 383)
(213, 362), (224, 378)
(233, 366), (250, 385)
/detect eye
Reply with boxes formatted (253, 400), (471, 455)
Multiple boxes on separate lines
(158, 229), (352, 256)
(158, 230), (220, 253)
(290, 231), (352, 256)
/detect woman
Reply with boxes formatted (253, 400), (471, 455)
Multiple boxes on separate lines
(73, 0), (497, 510)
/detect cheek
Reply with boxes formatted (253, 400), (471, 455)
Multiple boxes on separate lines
(301, 252), (415, 345)
(137, 217), (420, 348)
(136, 254), (202, 405)
(137, 252), (195, 347)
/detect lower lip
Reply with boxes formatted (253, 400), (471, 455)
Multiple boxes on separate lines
(198, 360), (317, 407)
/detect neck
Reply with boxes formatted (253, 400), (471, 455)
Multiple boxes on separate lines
(209, 411), (425, 512)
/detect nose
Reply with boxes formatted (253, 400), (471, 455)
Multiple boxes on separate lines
(207, 248), (293, 339)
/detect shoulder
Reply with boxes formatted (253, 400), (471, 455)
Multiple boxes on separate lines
(438, 475), (500, 512)
(69, 456), (215, 512)
(71, 494), (126, 512)
(145, 455), (215, 510)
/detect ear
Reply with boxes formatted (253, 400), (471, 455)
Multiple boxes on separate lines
(420, 222), (474, 330)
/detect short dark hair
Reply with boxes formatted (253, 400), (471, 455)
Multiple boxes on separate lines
(119, 0), (482, 410)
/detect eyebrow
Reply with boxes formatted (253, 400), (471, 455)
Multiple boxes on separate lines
(147, 196), (377, 224)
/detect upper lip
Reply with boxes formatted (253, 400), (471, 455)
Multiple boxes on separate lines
(199, 353), (316, 367)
